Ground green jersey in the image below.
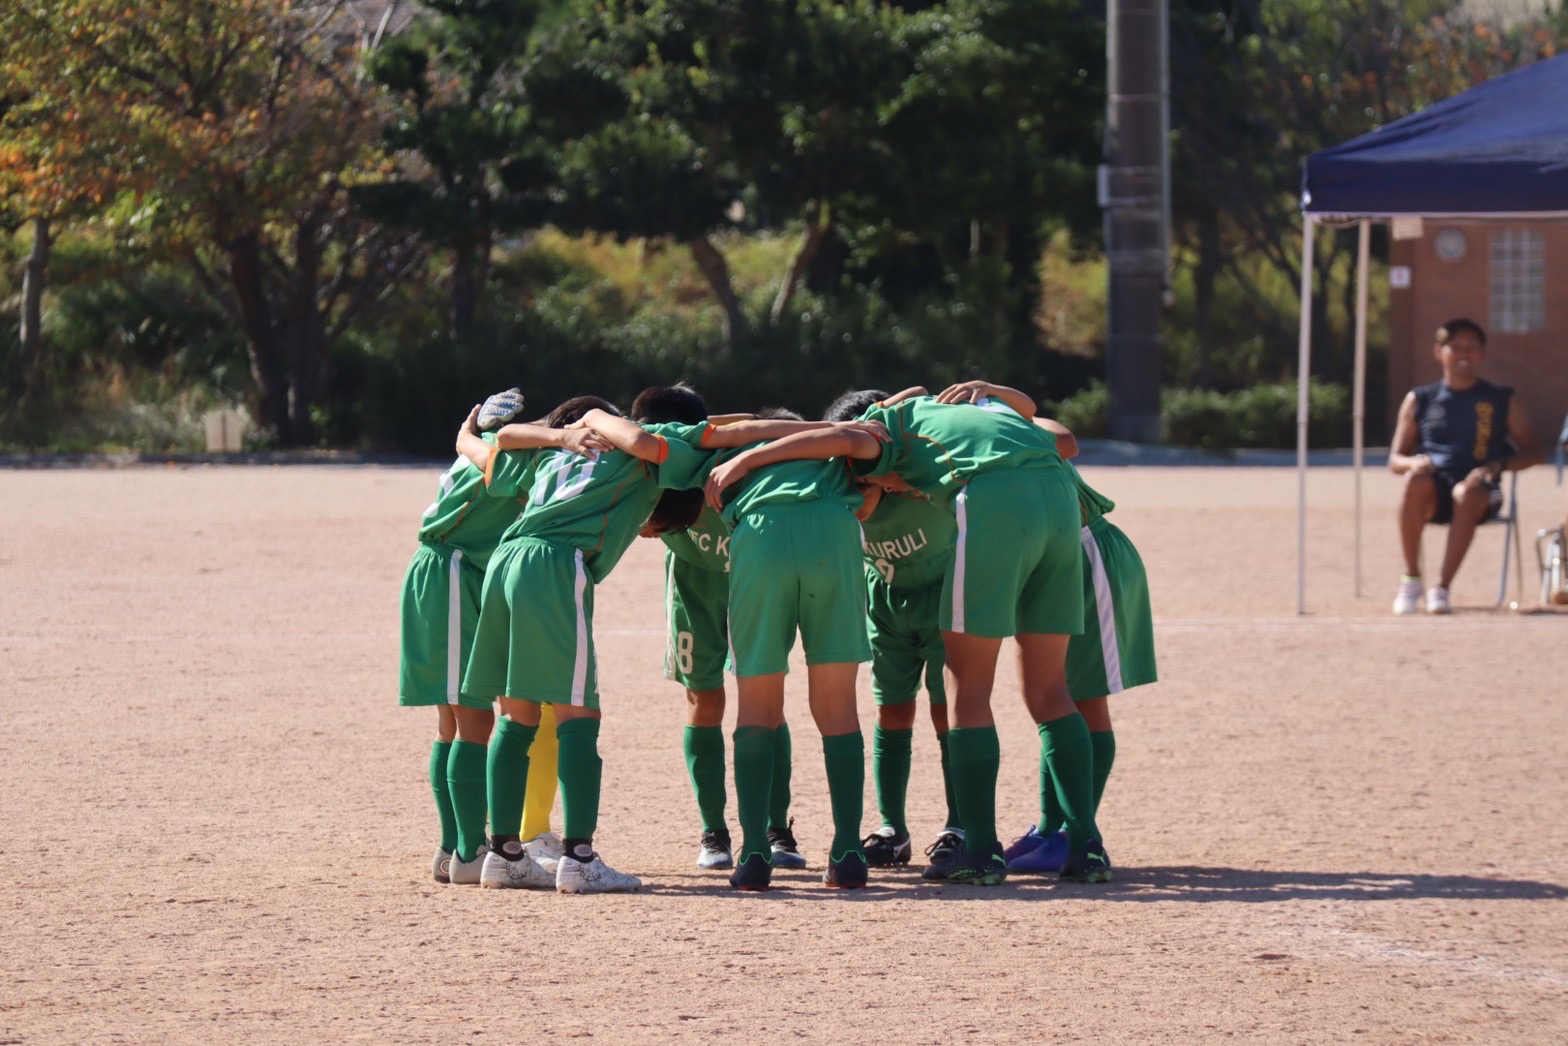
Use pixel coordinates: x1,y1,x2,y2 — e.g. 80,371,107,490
494,421,712,583
861,490,956,589
415,434,529,573
662,502,732,573
1065,462,1116,526
857,396,1064,504
716,445,861,528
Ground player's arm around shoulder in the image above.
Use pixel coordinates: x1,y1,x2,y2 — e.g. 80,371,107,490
581,408,669,462
702,423,888,510
1036,417,1078,459
936,380,1038,419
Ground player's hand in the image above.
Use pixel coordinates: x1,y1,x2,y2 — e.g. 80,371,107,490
935,380,995,405
704,460,751,511
476,387,525,431
1407,454,1435,476
462,404,483,437
560,427,611,456
838,420,890,443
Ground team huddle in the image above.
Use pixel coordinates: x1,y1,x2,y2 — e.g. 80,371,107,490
398,380,1157,893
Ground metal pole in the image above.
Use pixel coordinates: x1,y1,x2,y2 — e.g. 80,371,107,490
1104,0,1167,443
1297,217,1317,615
1353,220,1370,598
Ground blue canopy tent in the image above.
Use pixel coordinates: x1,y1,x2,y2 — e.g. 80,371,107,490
1294,54,1568,612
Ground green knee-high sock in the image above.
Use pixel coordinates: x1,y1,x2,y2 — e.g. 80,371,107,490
1041,744,1067,835
822,731,865,858
948,726,1000,854
431,740,457,852
556,718,603,842
1090,729,1116,817
446,740,489,863
733,726,775,861
873,726,913,834
487,717,536,838
768,721,793,830
936,731,961,830
684,725,727,831
1038,714,1100,851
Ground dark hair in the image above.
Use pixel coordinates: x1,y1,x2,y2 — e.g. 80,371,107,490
824,389,888,422
754,406,804,422
631,383,708,425
546,395,619,428
645,488,705,535
1436,318,1486,347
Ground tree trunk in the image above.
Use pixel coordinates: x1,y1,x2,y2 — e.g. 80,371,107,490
688,236,746,352
16,215,51,401
769,202,829,326
224,232,293,444
1194,206,1220,389
286,218,327,447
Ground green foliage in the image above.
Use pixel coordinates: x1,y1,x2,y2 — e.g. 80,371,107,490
1162,381,1350,449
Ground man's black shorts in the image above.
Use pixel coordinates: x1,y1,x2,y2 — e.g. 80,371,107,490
1431,469,1503,525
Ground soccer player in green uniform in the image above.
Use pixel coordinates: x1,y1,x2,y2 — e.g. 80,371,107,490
401,396,610,886
702,414,879,892
1004,461,1156,874
706,382,1110,885
822,390,962,869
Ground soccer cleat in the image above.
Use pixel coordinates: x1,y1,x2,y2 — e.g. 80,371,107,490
696,828,735,870
1007,828,1069,874
1392,577,1422,615
447,841,491,886
1059,840,1113,884
479,847,556,890
938,844,1008,885
822,850,869,889
522,831,565,874
860,826,912,867
728,851,773,891
1002,824,1046,864
1426,585,1452,615
432,848,453,884
922,828,965,873
557,853,643,894
768,819,808,869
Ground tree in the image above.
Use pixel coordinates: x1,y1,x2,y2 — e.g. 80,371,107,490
0,1,423,445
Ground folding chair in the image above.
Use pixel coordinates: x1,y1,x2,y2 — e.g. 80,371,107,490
1491,468,1523,609
1537,411,1568,606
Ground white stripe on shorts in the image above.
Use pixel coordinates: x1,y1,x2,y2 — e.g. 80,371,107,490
570,551,590,705
1080,525,1124,693
662,554,676,680
951,489,969,633
446,548,464,704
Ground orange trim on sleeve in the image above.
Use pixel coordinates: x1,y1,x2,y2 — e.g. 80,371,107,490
697,422,718,447
650,434,670,464
482,445,499,486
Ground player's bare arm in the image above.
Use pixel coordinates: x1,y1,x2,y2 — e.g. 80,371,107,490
936,380,1038,419
703,424,887,510
1388,393,1433,475
700,417,836,448
1501,402,1543,471
580,408,668,461
1037,418,1078,459
880,386,928,407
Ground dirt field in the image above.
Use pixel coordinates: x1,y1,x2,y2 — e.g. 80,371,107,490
4,461,1567,1043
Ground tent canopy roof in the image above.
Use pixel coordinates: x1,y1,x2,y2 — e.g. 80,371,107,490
1302,54,1568,218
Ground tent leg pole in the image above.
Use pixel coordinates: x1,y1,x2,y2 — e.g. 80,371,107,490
1297,217,1317,615
1354,220,1370,599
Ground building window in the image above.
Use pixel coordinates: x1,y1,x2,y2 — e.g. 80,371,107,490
1489,228,1544,334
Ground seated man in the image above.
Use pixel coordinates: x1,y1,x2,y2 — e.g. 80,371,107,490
1389,318,1540,614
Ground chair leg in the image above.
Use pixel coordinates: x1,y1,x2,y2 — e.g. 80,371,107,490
1495,516,1511,609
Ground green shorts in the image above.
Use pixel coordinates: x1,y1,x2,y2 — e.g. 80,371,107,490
727,501,871,676
399,543,490,709
943,467,1084,637
664,551,731,691
462,537,600,709
1067,518,1158,700
866,571,946,706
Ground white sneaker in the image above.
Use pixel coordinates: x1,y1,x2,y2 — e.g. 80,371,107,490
1392,577,1422,615
479,847,555,890
556,853,642,894
522,831,566,874
1426,585,1452,614
448,841,490,886
432,848,453,884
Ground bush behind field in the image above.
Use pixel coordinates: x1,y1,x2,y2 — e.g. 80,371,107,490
1049,379,1351,449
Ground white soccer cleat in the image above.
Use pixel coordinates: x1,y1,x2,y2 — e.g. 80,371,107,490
1426,585,1452,615
447,842,491,886
479,848,555,890
556,853,642,894
1392,577,1422,615
432,848,453,884
522,831,566,873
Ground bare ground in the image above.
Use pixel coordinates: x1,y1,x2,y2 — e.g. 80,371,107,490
3,463,1567,1043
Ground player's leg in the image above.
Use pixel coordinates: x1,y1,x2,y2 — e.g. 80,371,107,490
429,705,459,882
1437,475,1498,596
666,556,734,868
923,655,964,868
863,580,921,866
519,702,563,870
730,672,784,889
1395,471,1439,613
